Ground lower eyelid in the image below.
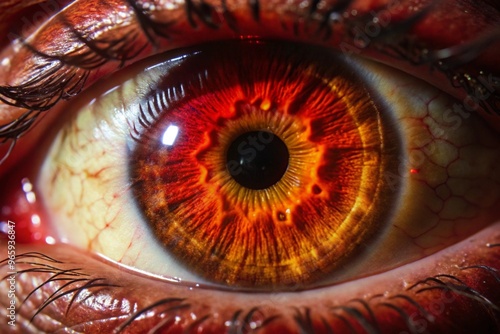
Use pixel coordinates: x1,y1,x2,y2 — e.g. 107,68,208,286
0,1,498,328
2,220,500,333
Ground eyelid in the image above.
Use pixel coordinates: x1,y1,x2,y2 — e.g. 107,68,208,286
0,0,499,144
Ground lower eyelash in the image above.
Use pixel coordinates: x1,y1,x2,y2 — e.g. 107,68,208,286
3,243,499,334
0,252,119,324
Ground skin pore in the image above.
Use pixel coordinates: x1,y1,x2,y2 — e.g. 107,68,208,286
1,0,500,333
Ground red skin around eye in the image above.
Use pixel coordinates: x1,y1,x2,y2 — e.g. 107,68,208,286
1,222,499,333
0,0,73,50
0,158,53,244
0,0,499,333
0,0,499,171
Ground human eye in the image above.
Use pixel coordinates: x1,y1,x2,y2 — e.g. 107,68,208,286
1,0,500,333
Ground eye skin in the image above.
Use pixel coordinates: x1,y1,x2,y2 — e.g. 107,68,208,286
0,0,500,333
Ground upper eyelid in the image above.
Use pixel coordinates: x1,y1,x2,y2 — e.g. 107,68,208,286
0,0,498,151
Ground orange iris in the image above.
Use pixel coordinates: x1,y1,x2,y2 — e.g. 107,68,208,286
132,41,400,289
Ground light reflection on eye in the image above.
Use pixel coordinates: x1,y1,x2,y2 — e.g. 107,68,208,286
0,0,498,332
161,125,180,146
35,39,500,291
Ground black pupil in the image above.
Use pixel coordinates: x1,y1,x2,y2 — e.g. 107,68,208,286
226,131,289,190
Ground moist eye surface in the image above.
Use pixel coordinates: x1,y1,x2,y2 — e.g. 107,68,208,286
37,39,500,292
129,40,401,289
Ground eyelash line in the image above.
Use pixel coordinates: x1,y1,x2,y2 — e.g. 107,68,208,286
0,0,479,160
379,28,500,117
124,0,174,44
0,0,263,148
118,267,499,334
115,298,192,333
0,2,498,333
1,252,121,325
329,302,380,333
2,246,499,334
343,3,500,119
120,1,445,143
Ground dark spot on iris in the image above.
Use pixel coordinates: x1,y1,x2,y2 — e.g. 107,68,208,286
277,211,287,221
312,184,322,195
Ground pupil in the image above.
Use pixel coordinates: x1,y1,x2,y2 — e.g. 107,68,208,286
226,131,289,190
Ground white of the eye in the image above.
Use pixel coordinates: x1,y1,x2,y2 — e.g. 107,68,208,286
162,125,180,146
38,51,500,288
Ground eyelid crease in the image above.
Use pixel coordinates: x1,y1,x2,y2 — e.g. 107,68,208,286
0,0,499,164
0,1,480,114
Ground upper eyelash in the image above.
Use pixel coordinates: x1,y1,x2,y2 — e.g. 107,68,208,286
0,3,497,332
336,1,500,119
377,25,500,117
0,0,497,162
0,0,258,145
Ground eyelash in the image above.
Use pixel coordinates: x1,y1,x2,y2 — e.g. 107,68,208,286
5,245,500,333
0,1,499,331
0,0,498,162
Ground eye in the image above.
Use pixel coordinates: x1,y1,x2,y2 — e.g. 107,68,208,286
32,38,500,291
1,1,500,333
